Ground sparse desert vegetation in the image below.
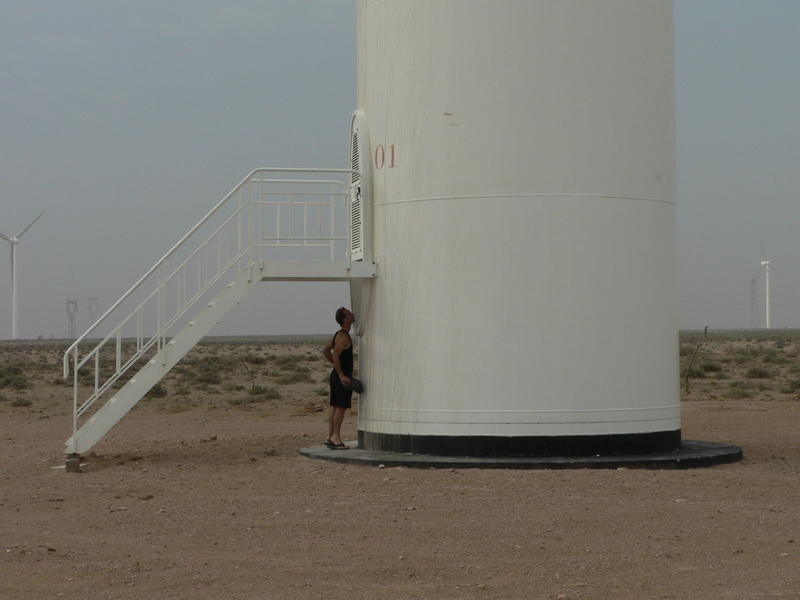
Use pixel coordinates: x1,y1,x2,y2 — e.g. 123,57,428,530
0,335,351,420
3,330,800,421
680,329,800,400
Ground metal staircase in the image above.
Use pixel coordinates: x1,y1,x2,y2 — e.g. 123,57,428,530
63,168,375,461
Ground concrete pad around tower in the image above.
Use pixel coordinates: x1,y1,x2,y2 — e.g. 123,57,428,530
300,440,743,470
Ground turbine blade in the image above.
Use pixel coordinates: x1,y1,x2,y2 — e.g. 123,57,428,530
0,230,10,242
757,227,765,261
15,210,45,239
754,263,766,280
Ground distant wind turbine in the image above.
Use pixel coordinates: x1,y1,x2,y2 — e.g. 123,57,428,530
0,210,45,339
754,230,778,329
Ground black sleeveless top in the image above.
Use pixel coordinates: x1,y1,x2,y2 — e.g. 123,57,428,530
332,331,353,377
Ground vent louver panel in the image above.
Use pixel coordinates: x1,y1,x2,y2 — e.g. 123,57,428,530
351,130,360,185
350,188,363,255
349,112,366,262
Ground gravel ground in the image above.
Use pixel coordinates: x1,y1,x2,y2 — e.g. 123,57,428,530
1,339,799,599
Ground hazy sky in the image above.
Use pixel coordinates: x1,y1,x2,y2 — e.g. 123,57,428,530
676,1,800,330
0,1,798,339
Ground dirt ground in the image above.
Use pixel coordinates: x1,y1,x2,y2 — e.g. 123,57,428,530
1,336,799,599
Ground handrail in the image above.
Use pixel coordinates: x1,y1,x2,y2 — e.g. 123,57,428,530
63,167,351,372
64,167,353,437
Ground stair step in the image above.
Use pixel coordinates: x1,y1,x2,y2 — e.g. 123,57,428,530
65,268,261,454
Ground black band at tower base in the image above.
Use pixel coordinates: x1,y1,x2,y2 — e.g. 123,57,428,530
358,429,682,458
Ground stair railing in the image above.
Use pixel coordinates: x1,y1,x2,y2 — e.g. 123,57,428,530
64,168,351,437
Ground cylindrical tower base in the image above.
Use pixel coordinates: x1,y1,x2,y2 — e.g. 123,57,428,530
355,0,679,458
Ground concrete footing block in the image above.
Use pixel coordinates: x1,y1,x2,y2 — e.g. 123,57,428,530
65,454,82,473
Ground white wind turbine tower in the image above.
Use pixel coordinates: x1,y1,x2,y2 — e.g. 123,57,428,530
0,210,45,339
755,231,778,329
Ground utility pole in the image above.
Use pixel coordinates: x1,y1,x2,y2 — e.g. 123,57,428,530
66,299,78,339
87,297,99,324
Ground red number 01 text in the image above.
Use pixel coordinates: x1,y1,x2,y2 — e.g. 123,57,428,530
374,144,397,169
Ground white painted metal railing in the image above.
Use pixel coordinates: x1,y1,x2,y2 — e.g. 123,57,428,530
63,168,352,437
